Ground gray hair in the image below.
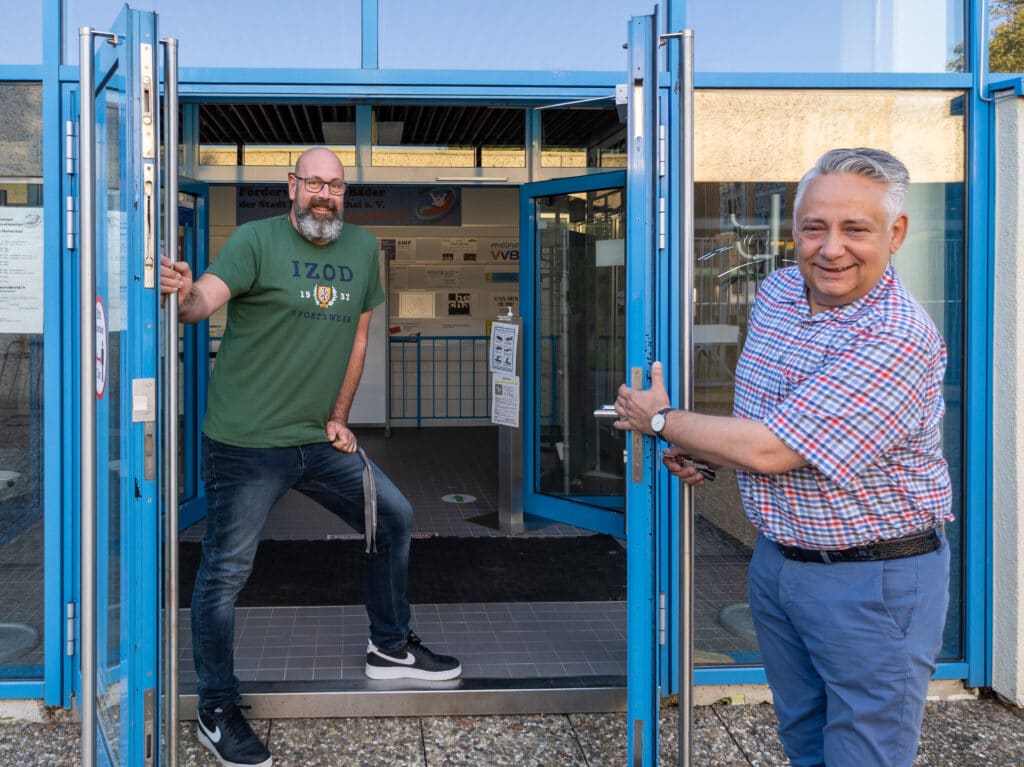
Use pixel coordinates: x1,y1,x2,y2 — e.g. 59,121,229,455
793,148,910,226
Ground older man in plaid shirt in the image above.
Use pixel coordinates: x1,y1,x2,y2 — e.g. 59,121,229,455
613,147,952,767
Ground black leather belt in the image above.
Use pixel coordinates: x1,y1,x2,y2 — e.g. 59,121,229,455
776,528,941,564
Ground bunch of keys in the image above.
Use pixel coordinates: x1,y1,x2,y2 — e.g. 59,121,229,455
667,451,717,482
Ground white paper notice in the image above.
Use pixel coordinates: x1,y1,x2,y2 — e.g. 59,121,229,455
491,375,520,428
441,237,478,263
427,269,461,288
399,291,436,318
489,321,518,375
0,207,44,333
395,239,416,261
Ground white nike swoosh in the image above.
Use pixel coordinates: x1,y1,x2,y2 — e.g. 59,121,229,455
374,649,416,665
201,720,222,744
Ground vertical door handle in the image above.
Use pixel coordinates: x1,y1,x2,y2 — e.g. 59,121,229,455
631,367,644,483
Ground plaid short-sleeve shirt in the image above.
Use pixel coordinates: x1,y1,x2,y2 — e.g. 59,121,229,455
733,264,953,549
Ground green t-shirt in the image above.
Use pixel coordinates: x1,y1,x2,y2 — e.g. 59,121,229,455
202,215,384,447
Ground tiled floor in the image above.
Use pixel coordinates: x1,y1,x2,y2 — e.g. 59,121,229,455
176,425,759,689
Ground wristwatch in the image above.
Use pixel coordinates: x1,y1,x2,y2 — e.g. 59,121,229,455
650,407,675,438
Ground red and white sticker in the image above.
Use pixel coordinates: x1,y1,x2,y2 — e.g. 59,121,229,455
96,297,108,399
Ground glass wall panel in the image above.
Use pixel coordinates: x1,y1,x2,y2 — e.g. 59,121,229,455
987,0,1024,73
692,90,965,664
540,107,625,169
63,0,360,68
371,105,525,168
379,0,651,70
0,82,44,679
693,0,965,73
0,4,42,65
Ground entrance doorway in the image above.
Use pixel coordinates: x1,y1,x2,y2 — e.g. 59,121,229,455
172,152,637,715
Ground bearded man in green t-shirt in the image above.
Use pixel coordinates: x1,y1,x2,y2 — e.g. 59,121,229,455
161,147,460,767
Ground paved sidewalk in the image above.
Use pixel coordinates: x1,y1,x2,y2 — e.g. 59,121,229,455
3,695,1023,766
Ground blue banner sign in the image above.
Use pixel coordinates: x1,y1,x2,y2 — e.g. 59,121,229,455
236,185,462,226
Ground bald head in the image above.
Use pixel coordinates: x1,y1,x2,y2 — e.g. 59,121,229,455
295,147,345,179
289,147,347,244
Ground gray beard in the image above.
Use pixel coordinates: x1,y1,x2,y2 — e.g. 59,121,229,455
295,209,344,243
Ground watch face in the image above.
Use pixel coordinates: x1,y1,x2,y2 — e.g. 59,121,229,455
651,413,665,434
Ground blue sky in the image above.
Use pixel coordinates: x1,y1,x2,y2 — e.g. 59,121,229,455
4,0,965,73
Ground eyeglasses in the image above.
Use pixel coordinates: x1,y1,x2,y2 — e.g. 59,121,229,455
291,174,347,195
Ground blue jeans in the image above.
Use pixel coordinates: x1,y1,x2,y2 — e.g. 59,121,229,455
748,532,950,767
192,436,414,709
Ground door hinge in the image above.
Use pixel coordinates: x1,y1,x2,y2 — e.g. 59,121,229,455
65,120,77,176
65,602,75,656
65,196,76,252
658,123,666,178
658,196,666,251
659,592,666,645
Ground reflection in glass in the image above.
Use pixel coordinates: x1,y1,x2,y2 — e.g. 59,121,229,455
536,187,626,502
94,86,125,762
691,90,965,665
986,0,1024,73
0,82,45,679
693,0,964,73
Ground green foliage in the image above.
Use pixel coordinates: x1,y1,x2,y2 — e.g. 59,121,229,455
946,1,1024,74
989,0,1024,72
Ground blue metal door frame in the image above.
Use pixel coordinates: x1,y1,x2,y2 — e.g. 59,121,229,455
69,7,163,765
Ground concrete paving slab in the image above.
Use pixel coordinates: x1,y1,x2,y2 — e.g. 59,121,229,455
915,700,1024,766
569,708,753,767
705,701,789,766
4,697,1024,766
421,713,587,767
267,717,424,766
0,718,80,767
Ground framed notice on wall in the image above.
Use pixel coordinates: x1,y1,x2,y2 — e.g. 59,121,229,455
0,207,44,333
399,291,436,318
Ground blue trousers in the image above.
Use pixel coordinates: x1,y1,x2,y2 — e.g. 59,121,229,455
748,533,950,767
192,437,415,709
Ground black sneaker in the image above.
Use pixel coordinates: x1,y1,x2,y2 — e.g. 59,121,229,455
196,701,272,767
365,631,462,680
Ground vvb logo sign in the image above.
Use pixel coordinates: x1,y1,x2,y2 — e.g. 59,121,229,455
489,240,519,261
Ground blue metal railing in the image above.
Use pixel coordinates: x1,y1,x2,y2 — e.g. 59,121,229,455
389,335,490,427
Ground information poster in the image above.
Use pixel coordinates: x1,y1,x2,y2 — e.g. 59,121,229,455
441,237,478,262
0,207,44,333
491,375,520,428
489,321,518,375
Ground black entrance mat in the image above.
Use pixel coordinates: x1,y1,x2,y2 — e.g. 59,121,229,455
179,534,626,607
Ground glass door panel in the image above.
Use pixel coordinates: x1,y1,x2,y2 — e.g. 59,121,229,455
688,89,967,666
95,75,126,761
537,187,625,502
522,171,627,537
